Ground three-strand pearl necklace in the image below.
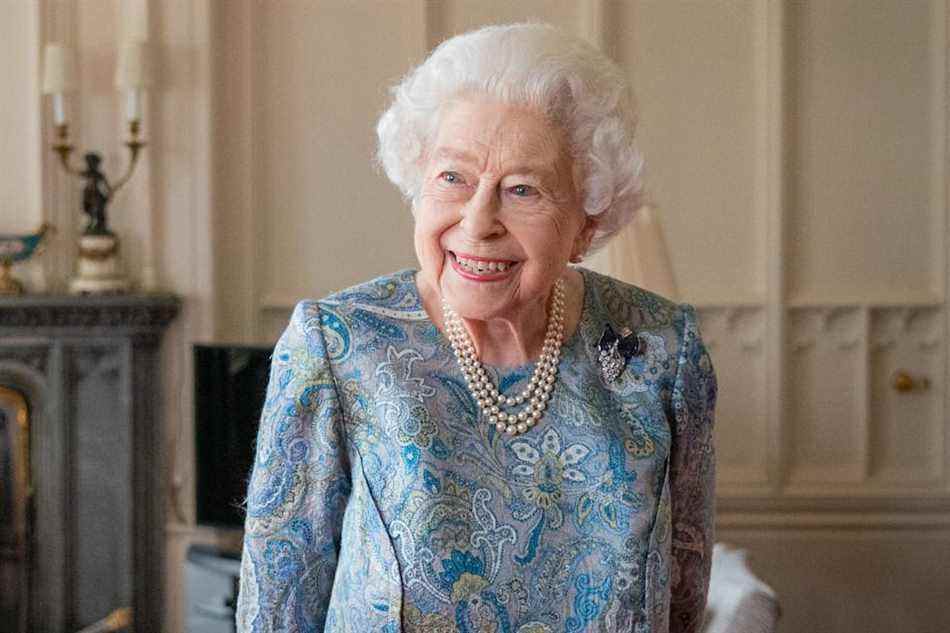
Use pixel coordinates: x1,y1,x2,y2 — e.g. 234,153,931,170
441,278,566,436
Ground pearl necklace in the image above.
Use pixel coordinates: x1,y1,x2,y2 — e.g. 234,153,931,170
441,278,566,436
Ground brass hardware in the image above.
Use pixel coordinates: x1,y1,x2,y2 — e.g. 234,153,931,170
50,120,146,189
892,370,930,393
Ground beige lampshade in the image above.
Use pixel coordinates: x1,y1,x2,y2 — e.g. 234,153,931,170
608,205,679,301
42,43,77,94
115,41,152,89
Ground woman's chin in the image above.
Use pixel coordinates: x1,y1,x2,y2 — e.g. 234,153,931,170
440,268,519,319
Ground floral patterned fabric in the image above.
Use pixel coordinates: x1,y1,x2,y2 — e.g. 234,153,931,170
236,266,717,633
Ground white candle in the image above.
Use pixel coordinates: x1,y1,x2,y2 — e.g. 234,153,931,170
125,88,142,122
52,93,66,125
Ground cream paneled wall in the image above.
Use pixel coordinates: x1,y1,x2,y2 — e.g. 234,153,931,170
1,2,44,289
3,1,948,632
254,2,423,317
786,0,943,305
616,0,766,305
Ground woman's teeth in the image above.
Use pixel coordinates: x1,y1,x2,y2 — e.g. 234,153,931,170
455,254,511,275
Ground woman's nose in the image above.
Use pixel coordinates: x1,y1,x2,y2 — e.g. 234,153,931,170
459,184,505,239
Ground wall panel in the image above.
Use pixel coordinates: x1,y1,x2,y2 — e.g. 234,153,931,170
430,0,581,41
786,307,867,486
785,0,943,304
614,0,764,305
700,306,770,486
257,1,422,310
0,2,44,290
869,307,944,485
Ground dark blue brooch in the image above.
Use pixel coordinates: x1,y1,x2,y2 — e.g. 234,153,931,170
598,324,642,382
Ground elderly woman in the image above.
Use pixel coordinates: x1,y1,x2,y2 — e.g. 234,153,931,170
237,23,717,633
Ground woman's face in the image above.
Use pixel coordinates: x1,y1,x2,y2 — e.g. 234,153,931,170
414,96,594,323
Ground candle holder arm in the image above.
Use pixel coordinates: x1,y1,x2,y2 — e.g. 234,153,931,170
109,137,146,194
51,124,86,176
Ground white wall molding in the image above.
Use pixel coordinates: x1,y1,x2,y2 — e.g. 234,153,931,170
718,510,950,531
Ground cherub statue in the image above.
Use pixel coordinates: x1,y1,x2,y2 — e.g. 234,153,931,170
81,152,114,235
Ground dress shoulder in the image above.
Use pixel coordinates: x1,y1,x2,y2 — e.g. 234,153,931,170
319,268,423,314
289,269,428,370
579,266,681,332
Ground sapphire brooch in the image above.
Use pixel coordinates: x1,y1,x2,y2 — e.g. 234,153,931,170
597,324,642,382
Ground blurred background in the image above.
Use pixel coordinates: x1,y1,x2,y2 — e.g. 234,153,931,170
0,1,947,632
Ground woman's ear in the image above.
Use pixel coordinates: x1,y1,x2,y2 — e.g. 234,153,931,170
570,214,599,263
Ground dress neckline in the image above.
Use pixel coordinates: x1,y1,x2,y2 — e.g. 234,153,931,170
408,266,592,376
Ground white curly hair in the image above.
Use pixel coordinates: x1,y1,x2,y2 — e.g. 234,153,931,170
375,22,646,253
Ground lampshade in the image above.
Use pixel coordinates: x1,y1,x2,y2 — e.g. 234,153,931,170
115,41,152,89
42,43,77,94
608,205,679,301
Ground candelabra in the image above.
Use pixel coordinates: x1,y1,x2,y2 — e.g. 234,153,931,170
42,41,149,294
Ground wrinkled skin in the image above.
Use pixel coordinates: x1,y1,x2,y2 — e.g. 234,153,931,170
413,95,597,366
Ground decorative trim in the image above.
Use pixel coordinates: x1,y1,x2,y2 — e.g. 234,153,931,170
696,306,766,351
0,346,50,375
717,510,950,531
788,306,863,351
762,0,786,495
870,306,943,351
718,493,950,515
0,295,180,330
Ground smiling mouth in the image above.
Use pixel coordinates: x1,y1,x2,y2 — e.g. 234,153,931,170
448,251,519,278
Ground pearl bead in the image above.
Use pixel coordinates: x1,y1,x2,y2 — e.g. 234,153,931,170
443,277,565,437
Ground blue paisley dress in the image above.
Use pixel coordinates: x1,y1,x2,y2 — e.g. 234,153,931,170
236,266,717,633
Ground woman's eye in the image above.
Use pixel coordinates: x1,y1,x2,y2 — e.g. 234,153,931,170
439,171,463,185
510,184,538,197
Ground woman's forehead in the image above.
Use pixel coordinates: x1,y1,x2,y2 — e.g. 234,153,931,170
432,98,568,169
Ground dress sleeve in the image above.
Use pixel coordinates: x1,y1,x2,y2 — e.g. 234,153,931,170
236,300,351,632
668,303,718,633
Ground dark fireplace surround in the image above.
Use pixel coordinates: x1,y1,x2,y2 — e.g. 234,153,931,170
0,294,179,633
